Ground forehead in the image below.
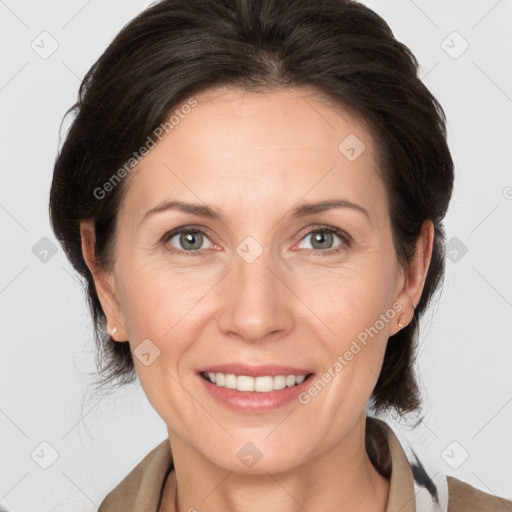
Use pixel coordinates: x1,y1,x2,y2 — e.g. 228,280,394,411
121,85,385,222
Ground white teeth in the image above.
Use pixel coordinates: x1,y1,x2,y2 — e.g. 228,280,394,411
215,373,224,387
204,372,309,392
237,375,254,391
273,375,287,390
254,376,274,392
224,374,237,389
285,375,296,387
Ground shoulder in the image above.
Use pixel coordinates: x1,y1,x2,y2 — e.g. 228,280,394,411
98,439,173,511
447,475,512,511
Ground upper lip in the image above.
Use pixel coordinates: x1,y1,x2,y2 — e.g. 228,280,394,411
197,363,314,377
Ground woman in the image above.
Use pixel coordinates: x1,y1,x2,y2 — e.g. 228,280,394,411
49,0,512,510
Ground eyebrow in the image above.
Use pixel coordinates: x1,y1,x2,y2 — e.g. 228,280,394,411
139,198,370,227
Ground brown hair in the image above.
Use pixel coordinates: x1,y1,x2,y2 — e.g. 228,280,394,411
49,0,454,420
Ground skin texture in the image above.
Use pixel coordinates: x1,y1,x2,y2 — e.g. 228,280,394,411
80,85,434,512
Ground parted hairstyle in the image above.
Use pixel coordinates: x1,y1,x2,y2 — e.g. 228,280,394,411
49,0,454,423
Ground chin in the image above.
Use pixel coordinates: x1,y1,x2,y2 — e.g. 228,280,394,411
206,444,304,475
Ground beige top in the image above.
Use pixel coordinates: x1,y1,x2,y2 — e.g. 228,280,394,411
98,419,512,511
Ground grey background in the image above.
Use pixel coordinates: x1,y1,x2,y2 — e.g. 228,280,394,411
1,0,511,509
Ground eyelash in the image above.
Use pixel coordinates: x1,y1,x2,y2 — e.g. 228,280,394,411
161,225,351,258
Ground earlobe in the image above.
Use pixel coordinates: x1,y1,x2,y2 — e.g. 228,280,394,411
79,219,129,341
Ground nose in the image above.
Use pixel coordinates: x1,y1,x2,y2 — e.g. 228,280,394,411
216,249,295,344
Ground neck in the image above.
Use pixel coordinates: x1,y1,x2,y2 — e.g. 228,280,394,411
161,417,390,512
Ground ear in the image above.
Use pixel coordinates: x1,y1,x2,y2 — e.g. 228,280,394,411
80,219,129,342
390,219,434,335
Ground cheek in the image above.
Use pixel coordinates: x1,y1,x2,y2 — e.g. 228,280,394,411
117,258,205,339
116,263,218,408
115,266,207,421
300,262,394,338
297,261,394,391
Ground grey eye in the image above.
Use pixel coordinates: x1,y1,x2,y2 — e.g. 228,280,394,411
167,230,212,251
299,229,344,251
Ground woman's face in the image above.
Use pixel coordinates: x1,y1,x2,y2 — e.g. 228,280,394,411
82,85,431,473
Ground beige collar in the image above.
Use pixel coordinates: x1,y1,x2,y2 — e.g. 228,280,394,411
98,418,416,512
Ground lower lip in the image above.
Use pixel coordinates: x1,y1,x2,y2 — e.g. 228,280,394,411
196,373,314,413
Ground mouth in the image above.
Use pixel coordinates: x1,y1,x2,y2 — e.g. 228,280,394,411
195,362,316,412
199,371,315,393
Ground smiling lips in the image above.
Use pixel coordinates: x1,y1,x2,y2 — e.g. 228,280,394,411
197,366,315,412
196,363,315,397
